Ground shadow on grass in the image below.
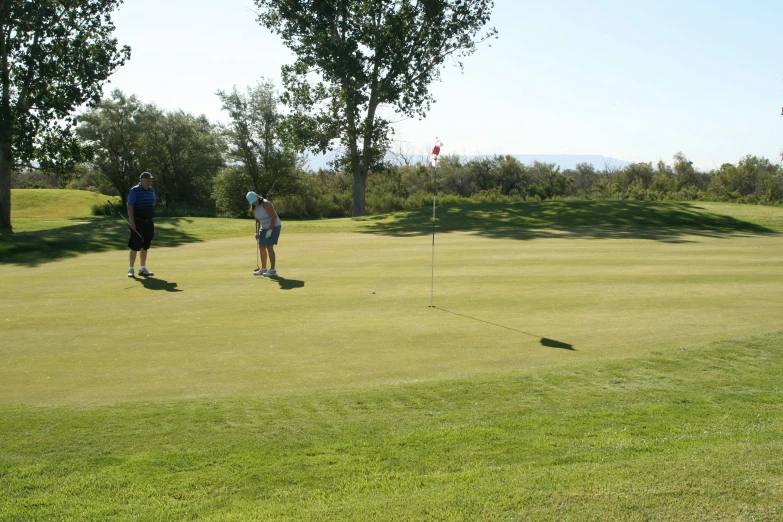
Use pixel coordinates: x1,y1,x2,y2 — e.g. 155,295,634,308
266,275,305,290
433,307,575,351
540,338,575,350
137,276,181,292
360,200,778,243
0,217,204,267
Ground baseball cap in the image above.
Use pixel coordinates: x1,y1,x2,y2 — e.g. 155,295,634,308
246,191,259,204
139,172,154,180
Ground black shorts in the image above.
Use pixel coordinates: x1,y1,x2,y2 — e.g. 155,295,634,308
128,218,154,251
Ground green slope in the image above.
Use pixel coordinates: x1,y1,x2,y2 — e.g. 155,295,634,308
10,188,110,220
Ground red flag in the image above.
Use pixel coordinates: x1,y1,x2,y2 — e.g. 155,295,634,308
429,138,443,168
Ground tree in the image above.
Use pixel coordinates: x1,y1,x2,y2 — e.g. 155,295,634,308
76,90,151,205
78,91,226,208
533,162,571,200
254,0,497,216
143,111,226,208
672,152,696,190
569,162,599,196
497,156,528,195
621,162,654,191
0,0,129,230
216,80,300,198
709,155,778,200
212,167,250,218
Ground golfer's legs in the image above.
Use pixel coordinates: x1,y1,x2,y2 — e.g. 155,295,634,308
260,244,268,268
129,250,137,267
268,245,275,269
140,249,148,266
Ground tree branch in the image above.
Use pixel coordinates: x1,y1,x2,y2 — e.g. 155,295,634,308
15,29,40,114
0,20,10,129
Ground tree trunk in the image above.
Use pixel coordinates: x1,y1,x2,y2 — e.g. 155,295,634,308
0,141,12,230
352,75,380,218
352,164,366,217
345,107,364,217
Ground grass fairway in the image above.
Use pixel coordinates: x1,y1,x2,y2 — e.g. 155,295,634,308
1,190,782,519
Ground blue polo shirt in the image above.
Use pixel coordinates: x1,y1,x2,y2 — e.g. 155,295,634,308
128,184,156,219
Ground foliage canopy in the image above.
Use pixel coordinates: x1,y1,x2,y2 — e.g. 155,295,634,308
254,0,497,215
0,0,129,229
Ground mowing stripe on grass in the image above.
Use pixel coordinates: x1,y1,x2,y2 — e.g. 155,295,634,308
1,333,781,520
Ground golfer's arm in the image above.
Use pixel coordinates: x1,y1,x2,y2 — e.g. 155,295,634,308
264,202,277,228
255,219,260,234
127,205,135,228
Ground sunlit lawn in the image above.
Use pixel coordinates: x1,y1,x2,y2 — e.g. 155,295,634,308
1,190,782,519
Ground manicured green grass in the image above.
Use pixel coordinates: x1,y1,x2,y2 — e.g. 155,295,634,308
1,190,782,519
1,333,781,520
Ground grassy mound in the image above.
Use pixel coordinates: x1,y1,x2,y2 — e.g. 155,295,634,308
9,188,111,220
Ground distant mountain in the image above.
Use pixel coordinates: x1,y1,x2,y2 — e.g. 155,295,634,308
305,152,631,172
504,155,631,171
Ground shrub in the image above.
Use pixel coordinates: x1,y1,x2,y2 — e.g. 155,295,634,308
91,199,122,216
213,167,254,218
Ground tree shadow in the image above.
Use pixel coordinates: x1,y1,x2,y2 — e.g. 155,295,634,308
433,307,575,351
136,276,181,292
359,200,778,243
265,275,305,290
0,217,205,267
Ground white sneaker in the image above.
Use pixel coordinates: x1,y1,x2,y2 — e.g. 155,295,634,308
253,268,267,275
262,268,277,277
138,267,154,276
127,268,134,278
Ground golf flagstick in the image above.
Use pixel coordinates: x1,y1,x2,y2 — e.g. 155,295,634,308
429,138,443,308
107,200,144,243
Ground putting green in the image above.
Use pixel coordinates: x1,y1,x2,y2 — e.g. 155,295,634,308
2,201,782,405
3,193,783,519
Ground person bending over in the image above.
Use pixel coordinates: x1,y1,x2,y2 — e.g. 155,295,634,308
247,191,282,277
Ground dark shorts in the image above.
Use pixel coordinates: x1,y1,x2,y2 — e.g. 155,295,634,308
128,218,154,251
258,225,281,246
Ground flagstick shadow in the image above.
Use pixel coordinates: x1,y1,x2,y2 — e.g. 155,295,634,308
431,307,575,351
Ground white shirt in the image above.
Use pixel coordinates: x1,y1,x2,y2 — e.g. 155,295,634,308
253,199,281,230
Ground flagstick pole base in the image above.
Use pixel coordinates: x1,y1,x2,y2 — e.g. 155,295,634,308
429,140,441,312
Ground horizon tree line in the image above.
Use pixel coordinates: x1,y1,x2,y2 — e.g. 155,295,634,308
12,84,783,219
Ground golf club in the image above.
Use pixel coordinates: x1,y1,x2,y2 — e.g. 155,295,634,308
107,200,144,243
255,222,260,272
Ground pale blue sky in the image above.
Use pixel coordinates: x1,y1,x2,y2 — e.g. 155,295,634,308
108,0,782,169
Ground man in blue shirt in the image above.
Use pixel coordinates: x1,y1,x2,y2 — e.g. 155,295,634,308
127,172,157,277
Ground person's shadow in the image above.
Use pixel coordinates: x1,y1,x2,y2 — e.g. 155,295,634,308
265,275,305,290
138,276,182,292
